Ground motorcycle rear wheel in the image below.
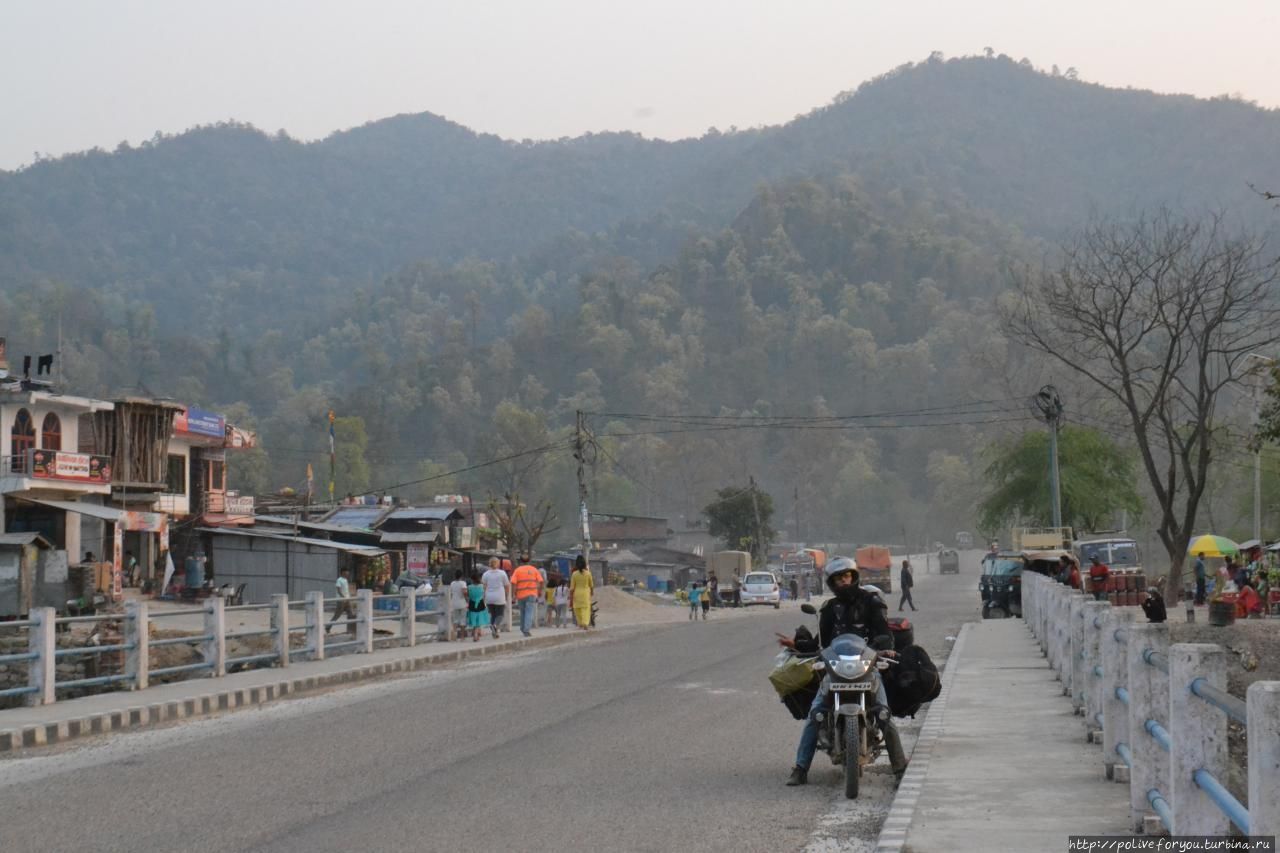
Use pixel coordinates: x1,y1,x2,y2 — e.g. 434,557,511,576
844,717,862,799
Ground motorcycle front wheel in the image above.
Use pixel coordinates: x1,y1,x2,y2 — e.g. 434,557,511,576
844,716,862,799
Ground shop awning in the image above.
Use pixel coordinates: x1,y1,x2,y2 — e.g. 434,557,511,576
0,532,52,548
379,531,438,544
22,498,125,523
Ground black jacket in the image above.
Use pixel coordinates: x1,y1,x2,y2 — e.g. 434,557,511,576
795,588,894,653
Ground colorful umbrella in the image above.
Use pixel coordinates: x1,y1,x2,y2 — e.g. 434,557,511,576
1185,534,1239,558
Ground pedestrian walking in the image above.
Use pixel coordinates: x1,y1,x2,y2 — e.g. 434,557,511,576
553,579,570,627
124,550,139,587
708,572,719,608
465,572,489,642
326,567,356,635
689,583,702,620
789,576,799,601
449,572,469,639
481,557,510,639
512,556,543,638
1193,552,1207,605
570,554,594,630
898,559,917,611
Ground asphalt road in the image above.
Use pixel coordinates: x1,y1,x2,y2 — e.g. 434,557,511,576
0,554,985,853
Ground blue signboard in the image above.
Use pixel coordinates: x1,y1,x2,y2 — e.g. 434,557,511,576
180,406,226,439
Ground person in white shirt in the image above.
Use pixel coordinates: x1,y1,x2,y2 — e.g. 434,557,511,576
481,558,510,639
449,574,469,637
326,568,356,635
553,581,570,628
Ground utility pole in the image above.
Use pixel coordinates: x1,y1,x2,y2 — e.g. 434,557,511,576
575,411,593,579
1034,386,1065,530
748,476,764,568
794,484,801,543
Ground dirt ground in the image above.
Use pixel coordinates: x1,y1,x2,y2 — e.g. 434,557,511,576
1167,617,1279,809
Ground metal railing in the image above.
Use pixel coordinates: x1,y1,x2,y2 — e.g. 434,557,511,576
1023,571,1279,838
3,584,466,708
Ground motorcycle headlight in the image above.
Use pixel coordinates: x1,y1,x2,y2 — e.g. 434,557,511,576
834,657,872,679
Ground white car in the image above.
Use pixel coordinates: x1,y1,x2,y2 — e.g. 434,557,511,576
739,571,782,608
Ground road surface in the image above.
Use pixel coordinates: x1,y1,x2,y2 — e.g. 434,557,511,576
0,553,984,853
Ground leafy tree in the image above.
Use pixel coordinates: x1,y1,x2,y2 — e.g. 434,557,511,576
978,426,1142,534
703,483,775,562
332,416,371,497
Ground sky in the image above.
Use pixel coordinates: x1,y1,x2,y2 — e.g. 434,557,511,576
3,0,1278,171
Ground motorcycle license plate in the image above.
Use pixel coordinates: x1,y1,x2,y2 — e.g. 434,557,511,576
830,681,874,692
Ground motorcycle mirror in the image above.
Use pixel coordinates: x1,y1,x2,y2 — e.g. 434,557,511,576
800,603,817,615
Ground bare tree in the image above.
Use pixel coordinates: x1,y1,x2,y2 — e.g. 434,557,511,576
1004,210,1280,592
487,492,558,564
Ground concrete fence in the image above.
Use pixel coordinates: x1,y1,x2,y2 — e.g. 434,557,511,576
0,584,463,707
1023,572,1279,838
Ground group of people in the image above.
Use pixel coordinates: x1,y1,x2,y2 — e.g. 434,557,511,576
1193,551,1278,616
458,554,596,641
1052,553,1112,601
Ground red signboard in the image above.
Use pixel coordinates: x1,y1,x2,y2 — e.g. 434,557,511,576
28,450,112,483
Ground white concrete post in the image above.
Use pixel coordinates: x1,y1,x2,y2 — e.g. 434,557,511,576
504,583,513,633
443,583,455,642
1069,593,1088,709
1083,601,1111,742
124,599,149,690
1101,607,1136,781
1039,578,1052,655
202,596,226,678
27,606,56,706
1248,681,1280,838
1167,644,1228,836
271,594,290,667
1125,622,1170,832
1051,585,1067,680
356,588,374,653
401,587,417,647
306,590,325,661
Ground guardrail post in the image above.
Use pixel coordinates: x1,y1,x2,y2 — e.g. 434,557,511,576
505,583,513,633
1101,608,1136,781
27,606,56,706
1126,622,1170,832
1052,585,1069,681
1248,681,1280,837
1069,593,1088,710
1041,578,1054,657
202,596,226,678
444,583,456,642
356,589,374,653
271,594,290,667
401,587,417,647
1083,601,1110,742
1168,643,1228,836
125,599,149,690
307,591,325,661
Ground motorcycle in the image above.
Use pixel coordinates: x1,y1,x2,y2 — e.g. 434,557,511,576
798,602,896,799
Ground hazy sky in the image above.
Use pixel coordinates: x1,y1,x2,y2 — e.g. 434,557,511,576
3,0,1277,171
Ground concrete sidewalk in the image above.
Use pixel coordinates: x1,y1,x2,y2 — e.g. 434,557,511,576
0,623,595,754
879,619,1131,852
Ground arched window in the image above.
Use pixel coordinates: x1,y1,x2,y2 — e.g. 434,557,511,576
41,413,61,451
10,408,35,472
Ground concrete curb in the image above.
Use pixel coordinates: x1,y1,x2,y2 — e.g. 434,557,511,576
0,631,585,756
874,621,974,853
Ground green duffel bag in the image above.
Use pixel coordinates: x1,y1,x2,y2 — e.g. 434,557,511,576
769,652,821,699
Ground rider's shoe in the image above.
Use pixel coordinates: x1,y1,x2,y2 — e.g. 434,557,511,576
786,766,808,786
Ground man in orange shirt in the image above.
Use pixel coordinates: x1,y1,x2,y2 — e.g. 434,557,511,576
511,556,544,638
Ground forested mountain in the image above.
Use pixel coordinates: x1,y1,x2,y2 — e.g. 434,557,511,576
2,55,1278,545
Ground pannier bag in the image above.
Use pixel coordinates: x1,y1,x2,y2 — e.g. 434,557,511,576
769,651,823,720
887,617,914,651
882,644,942,718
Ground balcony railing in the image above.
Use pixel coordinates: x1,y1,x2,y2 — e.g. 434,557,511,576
4,450,113,484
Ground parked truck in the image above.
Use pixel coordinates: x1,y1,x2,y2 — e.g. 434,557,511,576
854,545,892,593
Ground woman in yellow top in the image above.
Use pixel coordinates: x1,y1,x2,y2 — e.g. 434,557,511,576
569,555,594,630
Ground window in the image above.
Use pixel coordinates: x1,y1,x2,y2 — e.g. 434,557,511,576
41,412,61,450
166,454,186,495
10,408,34,471
209,459,226,491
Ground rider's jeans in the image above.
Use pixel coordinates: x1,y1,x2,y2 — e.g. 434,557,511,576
794,676,890,772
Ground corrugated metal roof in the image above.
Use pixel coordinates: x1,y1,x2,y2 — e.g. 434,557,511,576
22,499,124,523
0,532,52,547
323,507,389,528
255,515,379,535
379,531,439,544
384,507,461,522
199,527,386,555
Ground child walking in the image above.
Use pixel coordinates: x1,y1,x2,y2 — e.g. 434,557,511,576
689,583,702,620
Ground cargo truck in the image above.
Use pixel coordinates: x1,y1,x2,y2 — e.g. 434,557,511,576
854,545,892,593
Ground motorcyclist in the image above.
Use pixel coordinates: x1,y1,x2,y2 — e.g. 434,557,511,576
777,557,909,786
